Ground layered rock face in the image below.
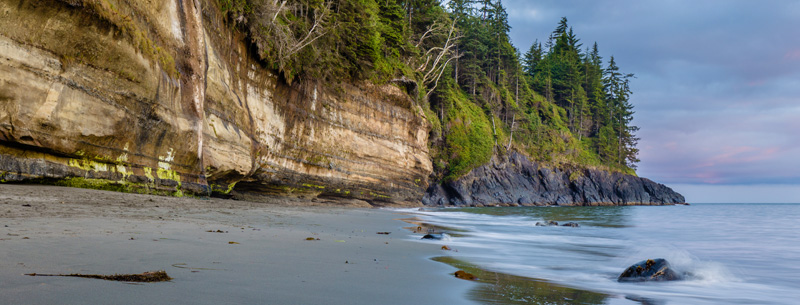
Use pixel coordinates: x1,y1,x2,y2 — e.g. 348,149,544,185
0,0,431,204
423,152,685,206
0,0,683,207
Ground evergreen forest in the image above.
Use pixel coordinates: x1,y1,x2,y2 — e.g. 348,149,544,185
219,0,641,181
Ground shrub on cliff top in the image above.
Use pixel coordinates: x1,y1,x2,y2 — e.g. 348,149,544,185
218,0,426,84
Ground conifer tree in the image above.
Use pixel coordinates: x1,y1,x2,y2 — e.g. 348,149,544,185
523,40,543,78
225,0,643,177
603,56,637,166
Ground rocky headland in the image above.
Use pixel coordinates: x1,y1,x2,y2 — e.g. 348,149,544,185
423,152,685,206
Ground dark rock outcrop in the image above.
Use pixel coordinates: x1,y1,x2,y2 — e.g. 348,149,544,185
618,259,681,282
421,233,446,240
535,221,580,227
423,152,685,206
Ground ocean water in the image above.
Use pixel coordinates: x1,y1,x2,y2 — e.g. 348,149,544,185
405,203,800,305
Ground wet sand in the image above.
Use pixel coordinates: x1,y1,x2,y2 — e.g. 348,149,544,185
0,184,476,304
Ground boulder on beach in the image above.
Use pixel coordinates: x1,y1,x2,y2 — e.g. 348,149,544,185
454,270,477,280
618,258,681,282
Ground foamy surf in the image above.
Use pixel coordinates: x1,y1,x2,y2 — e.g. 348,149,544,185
406,204,800,304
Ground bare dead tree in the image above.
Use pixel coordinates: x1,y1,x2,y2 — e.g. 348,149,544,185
414,21,445,48
414,18,462,99
506,113,516,151
247,0,333,73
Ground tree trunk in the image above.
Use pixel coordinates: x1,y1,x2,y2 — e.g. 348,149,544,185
454,45,459,84
506,114,515,151
491,115,497,146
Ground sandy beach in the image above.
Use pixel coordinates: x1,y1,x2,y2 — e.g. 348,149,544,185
0,184,476,304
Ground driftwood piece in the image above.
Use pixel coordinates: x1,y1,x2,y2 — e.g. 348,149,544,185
25,270,172,282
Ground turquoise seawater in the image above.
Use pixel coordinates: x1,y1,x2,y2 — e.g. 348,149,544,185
407,203,800,304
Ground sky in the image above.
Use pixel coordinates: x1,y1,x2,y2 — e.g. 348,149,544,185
501,0,800,203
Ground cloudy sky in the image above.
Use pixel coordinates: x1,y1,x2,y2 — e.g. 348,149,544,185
501,0,800,203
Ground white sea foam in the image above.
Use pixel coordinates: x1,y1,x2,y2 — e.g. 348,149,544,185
409,204,800,304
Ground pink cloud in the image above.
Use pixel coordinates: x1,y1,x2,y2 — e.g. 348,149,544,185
706,146,781,165
687,171,723,184
688,146,782,181
785,49,800,60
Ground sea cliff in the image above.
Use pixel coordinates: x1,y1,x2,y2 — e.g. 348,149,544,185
0,0,430,204
0,0,683,206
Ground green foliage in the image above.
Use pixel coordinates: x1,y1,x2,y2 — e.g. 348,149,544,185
217,0,641,180
423,100,442,141
441,88,494,181
219,0,251,15
218,0,417,83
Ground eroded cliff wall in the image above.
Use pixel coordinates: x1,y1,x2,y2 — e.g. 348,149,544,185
0,0,431,205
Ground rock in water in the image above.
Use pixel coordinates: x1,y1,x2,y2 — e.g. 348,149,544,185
421,233,444,240
454,270,477,280
561,222,580,227
618,259,681,282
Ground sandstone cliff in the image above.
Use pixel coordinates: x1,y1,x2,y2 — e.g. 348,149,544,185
423,152,685,206
0,0,683,206
0,0,431,205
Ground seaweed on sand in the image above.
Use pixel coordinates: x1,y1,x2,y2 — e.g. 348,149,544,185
25,270,172,282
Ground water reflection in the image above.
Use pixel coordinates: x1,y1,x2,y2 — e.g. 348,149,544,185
449,206,635,228
433,256,609,305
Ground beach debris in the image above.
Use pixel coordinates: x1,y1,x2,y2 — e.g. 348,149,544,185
618,258,681,282
441,245,451,250
228,241,240,244
334,240,346,243
24,270,172,282
454,270,477,281
561,222,580,227
376,232,391,235
206,230,228,233
305,237,320,240
22,204,32,207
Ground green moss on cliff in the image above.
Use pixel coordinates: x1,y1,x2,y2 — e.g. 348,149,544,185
440,87,494,181
28,177,136,194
